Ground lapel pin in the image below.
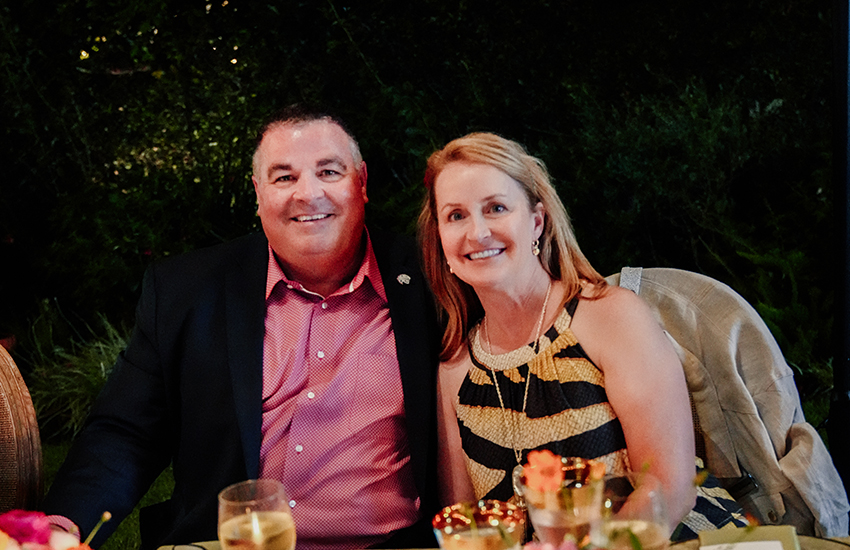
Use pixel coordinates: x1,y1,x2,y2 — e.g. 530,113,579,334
397,273,411,285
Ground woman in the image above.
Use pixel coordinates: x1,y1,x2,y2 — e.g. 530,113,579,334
417,132,745,540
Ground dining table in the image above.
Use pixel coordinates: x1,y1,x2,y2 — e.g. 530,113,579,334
676,536,850,550
157,536,850,550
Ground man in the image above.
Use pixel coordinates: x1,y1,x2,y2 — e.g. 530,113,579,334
42,105,441,550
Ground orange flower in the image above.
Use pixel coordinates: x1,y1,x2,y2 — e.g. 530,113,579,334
524,450,564,493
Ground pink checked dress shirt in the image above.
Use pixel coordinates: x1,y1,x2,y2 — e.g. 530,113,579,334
259,233,420,550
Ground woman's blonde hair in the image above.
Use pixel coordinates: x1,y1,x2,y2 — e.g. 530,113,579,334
417,132,606,360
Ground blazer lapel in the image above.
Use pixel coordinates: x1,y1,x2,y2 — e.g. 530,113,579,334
370,229,440,511
224,232,268,477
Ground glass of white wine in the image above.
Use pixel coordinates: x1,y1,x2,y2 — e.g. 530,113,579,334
598,472,669,550
432,500,526,550
218,479,296,550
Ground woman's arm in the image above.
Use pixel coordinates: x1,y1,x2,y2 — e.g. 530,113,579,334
436,349,476,506
572,285,696,531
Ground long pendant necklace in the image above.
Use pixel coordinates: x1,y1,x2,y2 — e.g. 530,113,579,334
483,279,552,466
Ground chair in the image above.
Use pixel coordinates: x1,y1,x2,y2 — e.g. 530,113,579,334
606,267,849,537
0,344,43,512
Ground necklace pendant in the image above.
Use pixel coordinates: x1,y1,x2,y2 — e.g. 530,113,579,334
511,463,526,506
511,463,529,542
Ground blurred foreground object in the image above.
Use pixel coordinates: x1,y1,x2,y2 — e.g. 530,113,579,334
0,346,43,513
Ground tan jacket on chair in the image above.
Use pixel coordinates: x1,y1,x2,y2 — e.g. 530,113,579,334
606,267,849,537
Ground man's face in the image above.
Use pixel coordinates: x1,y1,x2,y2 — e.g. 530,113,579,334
252,120,368,276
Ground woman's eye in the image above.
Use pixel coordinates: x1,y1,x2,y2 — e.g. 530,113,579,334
490,204,506,213
447,212,463,222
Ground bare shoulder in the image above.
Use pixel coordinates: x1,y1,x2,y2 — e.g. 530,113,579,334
438,344,472,397
440,344,471,373
575,283,657,329
573,283,669,371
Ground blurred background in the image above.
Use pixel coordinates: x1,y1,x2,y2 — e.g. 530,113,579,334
0,0,837,546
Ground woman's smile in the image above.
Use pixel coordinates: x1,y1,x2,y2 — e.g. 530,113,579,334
467,248,504,260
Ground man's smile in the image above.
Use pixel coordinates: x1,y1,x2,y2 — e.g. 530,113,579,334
293,214,332,222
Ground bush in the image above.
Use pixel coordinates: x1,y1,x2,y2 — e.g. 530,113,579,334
22,300,128,441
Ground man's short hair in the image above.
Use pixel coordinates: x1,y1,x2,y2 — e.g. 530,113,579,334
252,104,363,173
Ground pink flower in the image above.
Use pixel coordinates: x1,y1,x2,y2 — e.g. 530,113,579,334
524,450,565,493
0,511,51,545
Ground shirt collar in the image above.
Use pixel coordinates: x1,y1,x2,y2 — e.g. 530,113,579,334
265,229,387,302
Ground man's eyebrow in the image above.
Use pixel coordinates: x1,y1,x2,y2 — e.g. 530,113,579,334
317,157,347,170
266,162,293,178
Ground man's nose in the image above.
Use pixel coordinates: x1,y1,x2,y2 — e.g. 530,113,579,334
292,174,324,200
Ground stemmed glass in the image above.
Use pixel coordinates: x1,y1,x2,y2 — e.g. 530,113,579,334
218,479,296,550
598,472,669,550
513,457,606,547
432,500,526,550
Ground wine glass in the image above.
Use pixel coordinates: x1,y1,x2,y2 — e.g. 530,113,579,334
218,478,296,550
598,472,669,550
514,457,606,547
432,500,526,550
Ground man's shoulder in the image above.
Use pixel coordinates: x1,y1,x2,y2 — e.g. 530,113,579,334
368,227,415,253
368,227,418,269
147,232,268,288
155,232,267,272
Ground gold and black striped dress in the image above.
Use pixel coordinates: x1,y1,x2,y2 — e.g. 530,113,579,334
457,297,747,540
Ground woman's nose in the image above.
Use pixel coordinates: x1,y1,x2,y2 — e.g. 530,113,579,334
469,214,491,242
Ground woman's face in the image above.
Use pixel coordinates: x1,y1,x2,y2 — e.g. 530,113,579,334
434,161,544,293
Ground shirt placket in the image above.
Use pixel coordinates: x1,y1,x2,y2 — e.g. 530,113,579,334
285,296,330,511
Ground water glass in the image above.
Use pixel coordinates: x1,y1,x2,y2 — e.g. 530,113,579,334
514,457,606,547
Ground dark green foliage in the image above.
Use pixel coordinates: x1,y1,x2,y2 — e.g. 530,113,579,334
23,300,128,440
1,0,836,440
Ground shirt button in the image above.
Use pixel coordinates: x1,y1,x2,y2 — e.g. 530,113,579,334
289,500,296,508
321,302,327,309
317,351,325,358
286,284,293,290
295,444,303,453
307,392,315,399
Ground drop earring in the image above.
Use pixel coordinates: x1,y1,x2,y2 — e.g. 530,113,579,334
532,239,540,256
448,262,454,274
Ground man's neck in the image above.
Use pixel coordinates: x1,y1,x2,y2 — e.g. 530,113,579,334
274,240,367,299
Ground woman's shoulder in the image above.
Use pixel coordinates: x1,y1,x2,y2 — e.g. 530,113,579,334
438,344,472,396
573,282,663,351
572,279,682,379
440,343,471,373
577,282,650,321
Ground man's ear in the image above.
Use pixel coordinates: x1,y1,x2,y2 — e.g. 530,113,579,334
251,175,261,205
359,161,369,204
